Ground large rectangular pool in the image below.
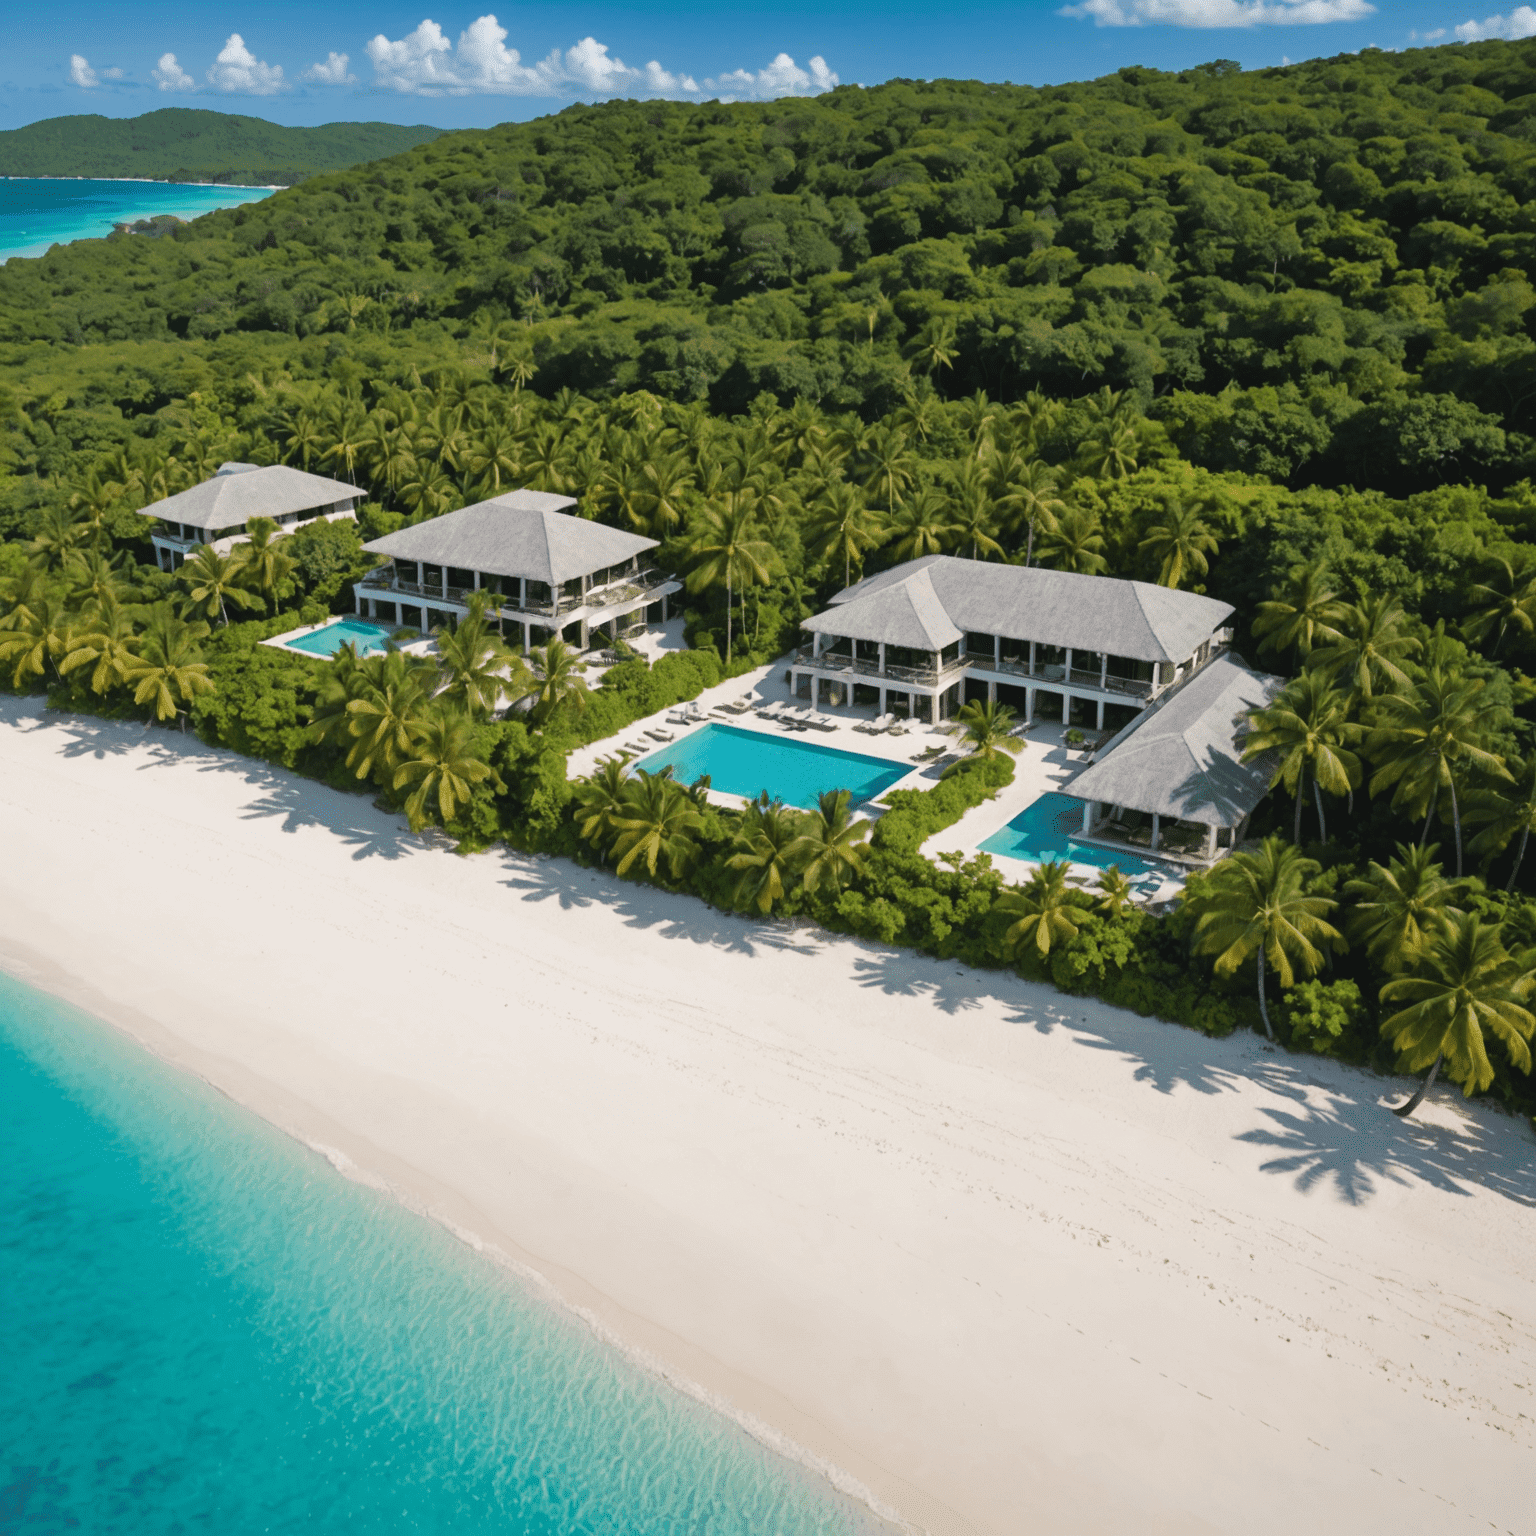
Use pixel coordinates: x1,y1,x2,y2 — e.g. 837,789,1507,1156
635,723,911,808
281,620,399,658
979,792,1159,877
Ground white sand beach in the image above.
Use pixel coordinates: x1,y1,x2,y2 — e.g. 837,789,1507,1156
1,694,1532,1536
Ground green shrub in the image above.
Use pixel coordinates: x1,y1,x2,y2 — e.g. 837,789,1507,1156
1280,978,1367,1056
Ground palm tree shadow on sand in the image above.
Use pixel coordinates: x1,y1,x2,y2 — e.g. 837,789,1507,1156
496,849,834,959
15,704,417,861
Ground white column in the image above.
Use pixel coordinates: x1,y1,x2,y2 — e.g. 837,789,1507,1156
1100,655,1108,689
1096,699,1105,729
878,641,887,674
879,686,887,714
1029,640,1036,675
988,679,997,704
1025,687,1034,724
1206,823,1218,860
1150,813,1162,852
1065,648,1074,681
1082,801,1093,833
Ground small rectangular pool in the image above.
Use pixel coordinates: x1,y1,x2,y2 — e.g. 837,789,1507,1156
979,792,1159,877
281,620,399,658
634,723,910,808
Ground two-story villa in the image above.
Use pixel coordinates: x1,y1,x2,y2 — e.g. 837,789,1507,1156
354,488,680,650
795,555,1235,730
140,463,361,571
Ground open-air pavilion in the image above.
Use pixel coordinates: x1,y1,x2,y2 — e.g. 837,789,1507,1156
1063,653,1286,865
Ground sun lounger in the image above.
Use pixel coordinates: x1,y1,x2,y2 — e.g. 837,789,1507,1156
808,713,839,732
646,729,674,742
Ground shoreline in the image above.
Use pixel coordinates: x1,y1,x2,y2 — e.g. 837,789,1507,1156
1,174,284,189
2,694,1533,1535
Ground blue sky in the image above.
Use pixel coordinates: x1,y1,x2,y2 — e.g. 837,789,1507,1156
9,0,1534,132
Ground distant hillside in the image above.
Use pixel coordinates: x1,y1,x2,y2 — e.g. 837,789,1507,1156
0,109,444,186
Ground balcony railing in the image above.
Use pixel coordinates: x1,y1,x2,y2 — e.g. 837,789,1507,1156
794,647,967,687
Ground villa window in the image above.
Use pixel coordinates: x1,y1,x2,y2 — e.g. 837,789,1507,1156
940,641,960,666
478,573,503,596
1036,644,1066,670
825,635,853,657
526,579,553,608
1074,650,1104,676
965,632,996,662
999,636,1028,666
561,576,583,601
448,566,474,591
423,563,444,591
855,639,880,664
886,645,934,672
395,560,420,585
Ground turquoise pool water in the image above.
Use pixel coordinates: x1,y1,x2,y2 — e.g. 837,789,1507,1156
0,970,883,1534
636,722,910,808
1,177,274,262
284,619,398,657
980,791,1160,877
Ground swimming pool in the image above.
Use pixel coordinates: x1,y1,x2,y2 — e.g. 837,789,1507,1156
282,619,399,658
634,723,911,808
979,792,1160,877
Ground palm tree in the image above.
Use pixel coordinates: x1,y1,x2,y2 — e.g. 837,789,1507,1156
320,401,369,482
434,597,519,717
1138,501,1220,590
237,519,297,611
60,596,142,696
1465,755,1536,889
1366,666,1510,874
27,505,91,571
608,770,704,879
178,545,263,626
948,463,1004,561
684,502,774,664
905,317,958,378
948,699,1024,769
1242,672,1362,844
995,860,1089,959
858,424,917,514
1187,837,1342,1041
885,487,958,563
1037,505,1108,575
1307,593,1419,702
65,550,131,613
1002,460,1066,568
635,451,694,541
399,459,455,518
514,638,589,725
282,410,323,470
1378,912,1535,1117
393,707,505,832
342,651,436,781
0,596,72,687
0,562,49,635
1253,561,1349,665
727,797,811,914
807,482,886,589
1078,420,1139,481
572,758,633,847
1343,843,1464,974
125,607,214,726
1095,866,1136,918
797,789,872,897
1462,558,1536,657
465,427,522,498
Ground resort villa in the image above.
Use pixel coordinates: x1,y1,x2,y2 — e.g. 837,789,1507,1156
354,488,680,652
141,463,361,571
795,555,1284,867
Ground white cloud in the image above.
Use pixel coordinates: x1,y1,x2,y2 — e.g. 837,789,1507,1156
69,54,99,88
365,15,835,100
303,51,355,84
153,52,197,91
207,33,287,95
1456,6,1536,38
1060,0,1373,25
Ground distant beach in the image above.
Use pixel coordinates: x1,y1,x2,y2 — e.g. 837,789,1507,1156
0,176,275,262
2,693,1533,1534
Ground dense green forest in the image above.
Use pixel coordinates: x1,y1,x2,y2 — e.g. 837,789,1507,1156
5,43,1536,1117
0,109,442,185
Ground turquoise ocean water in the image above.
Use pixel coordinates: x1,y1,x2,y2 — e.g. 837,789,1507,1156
0,969,884,1534
0,178,274,262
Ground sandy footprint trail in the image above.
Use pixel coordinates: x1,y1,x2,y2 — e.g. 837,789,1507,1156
0,697,1531,1536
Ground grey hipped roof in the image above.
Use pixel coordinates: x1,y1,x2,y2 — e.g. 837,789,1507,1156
803,565,963,651
819,556,1232,663
1066,655,1286,827
362,491,656,585
139,465,361,532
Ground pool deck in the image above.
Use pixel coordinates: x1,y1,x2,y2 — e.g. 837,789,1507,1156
262,618,435,660
564,653,1190,899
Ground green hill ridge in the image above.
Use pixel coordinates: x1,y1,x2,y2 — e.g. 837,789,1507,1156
0,108,444,186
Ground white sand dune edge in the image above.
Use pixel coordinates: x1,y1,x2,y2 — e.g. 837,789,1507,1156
0,696,1531,1536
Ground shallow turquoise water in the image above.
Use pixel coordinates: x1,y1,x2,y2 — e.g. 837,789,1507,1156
980,791,1159,876
0,970,883,1534
283,619,397,657
0,178,274,261
636,722,910,807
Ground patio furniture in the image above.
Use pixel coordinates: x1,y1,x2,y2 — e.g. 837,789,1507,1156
646,729,674,743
